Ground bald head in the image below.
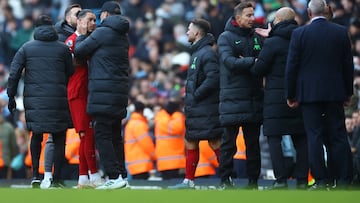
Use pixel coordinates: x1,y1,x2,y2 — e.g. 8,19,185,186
308,0,327,17
273,7,295,25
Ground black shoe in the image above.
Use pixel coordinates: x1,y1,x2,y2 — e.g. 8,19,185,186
244,179,258,190
218,177,235,190
31,178,41,188
267,181,287,190
50,180,66,188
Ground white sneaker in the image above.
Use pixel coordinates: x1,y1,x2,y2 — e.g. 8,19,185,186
91,178,105,188
95,175,126,190
40,179,52,189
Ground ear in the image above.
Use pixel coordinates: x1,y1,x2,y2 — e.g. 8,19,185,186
307,8,312,18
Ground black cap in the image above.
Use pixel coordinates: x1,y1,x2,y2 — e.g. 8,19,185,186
101,1,121,15
35,15,53,27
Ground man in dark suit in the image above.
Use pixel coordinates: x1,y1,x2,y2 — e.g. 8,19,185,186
285,0,354,190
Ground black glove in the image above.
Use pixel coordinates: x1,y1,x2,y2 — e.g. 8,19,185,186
8,97,16,114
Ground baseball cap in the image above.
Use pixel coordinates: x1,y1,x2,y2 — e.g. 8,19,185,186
101,1,121,15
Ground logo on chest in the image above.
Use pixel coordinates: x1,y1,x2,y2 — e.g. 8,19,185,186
191,57,198,70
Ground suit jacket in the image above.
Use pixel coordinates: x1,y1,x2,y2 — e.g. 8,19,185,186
285,18,353,103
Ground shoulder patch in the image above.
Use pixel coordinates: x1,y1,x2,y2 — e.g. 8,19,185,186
66,40,73,47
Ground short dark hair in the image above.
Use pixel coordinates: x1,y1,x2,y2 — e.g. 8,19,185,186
233,2,253,16
134,101,145,112
64,4,81,17
35,15,52,27
76,9,94,19
191,18,211,36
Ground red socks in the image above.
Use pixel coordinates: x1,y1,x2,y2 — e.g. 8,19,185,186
185,149,199,180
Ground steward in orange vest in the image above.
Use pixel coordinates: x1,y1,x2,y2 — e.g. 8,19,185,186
154,104,186,179
195,141,219,178
233,127,247,178
125,101,155,179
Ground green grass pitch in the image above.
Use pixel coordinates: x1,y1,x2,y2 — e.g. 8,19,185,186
0,189,359,203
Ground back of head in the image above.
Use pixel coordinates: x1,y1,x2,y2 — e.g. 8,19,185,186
276,7,296,22
191,18,211,36
35,15,53,27
308,0,327,16
101,1,121,15
134,101,145,113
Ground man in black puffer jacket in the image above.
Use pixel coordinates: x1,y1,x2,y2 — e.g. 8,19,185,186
54,4,81,42
251,7,308,190
7,15,74,188
217,2,264,189
168,19,222,189
74,1,129,190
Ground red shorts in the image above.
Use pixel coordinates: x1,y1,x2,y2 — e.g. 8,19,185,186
68,98,92,133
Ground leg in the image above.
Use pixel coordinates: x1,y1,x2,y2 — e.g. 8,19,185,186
242,123,261,183
208,138,221,162
267,135,287,183
51,131,66,182
30,133,43,179
301,103,328,185
325,102,353,186
291,134,309,186
184,139,200,181
110,116,126,178
43,134,54,179
219,125,238,183
94,115,120,179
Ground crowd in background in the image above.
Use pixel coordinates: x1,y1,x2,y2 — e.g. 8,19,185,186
0,0,360,182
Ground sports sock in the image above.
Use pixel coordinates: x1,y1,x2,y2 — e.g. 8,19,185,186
185,149,199,180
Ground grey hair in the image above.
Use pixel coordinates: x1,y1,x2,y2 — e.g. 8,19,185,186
308,0,327,15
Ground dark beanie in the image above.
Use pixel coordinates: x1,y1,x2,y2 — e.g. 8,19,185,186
35,15,53,27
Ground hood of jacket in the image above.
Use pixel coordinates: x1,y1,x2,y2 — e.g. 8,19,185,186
224,17,253,37
270,20,298,40
54,20,75,37
100,15,129,34
190,33,215,54
33,25,58,41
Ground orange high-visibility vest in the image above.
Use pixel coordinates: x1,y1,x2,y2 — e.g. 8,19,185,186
124,112,155,175
24,132,48,174
234,127,246,160
155,109,186,171
0,141,4,167
195,141,219,177
65,128,80,164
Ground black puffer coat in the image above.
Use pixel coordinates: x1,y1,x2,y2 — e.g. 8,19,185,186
54,20,75,42
7,25,74,134
74,15,130,118
184,34,223,140
251,20,305,136
217,18,264,126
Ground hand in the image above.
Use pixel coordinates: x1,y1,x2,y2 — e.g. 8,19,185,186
287,99,298,108
255,23,272,38
8,97,16,114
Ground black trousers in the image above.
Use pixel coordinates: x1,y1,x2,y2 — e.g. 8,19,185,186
31,131,66,181
219,123,261,182
267,134,308,184
301,102,353,185
93,115,126,179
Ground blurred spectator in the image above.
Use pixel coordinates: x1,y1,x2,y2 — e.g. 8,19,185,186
154,100,185,179
0,102,17,179
195,141,219,178
10,16,34,52
124,101,156,180
11,128,29,179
